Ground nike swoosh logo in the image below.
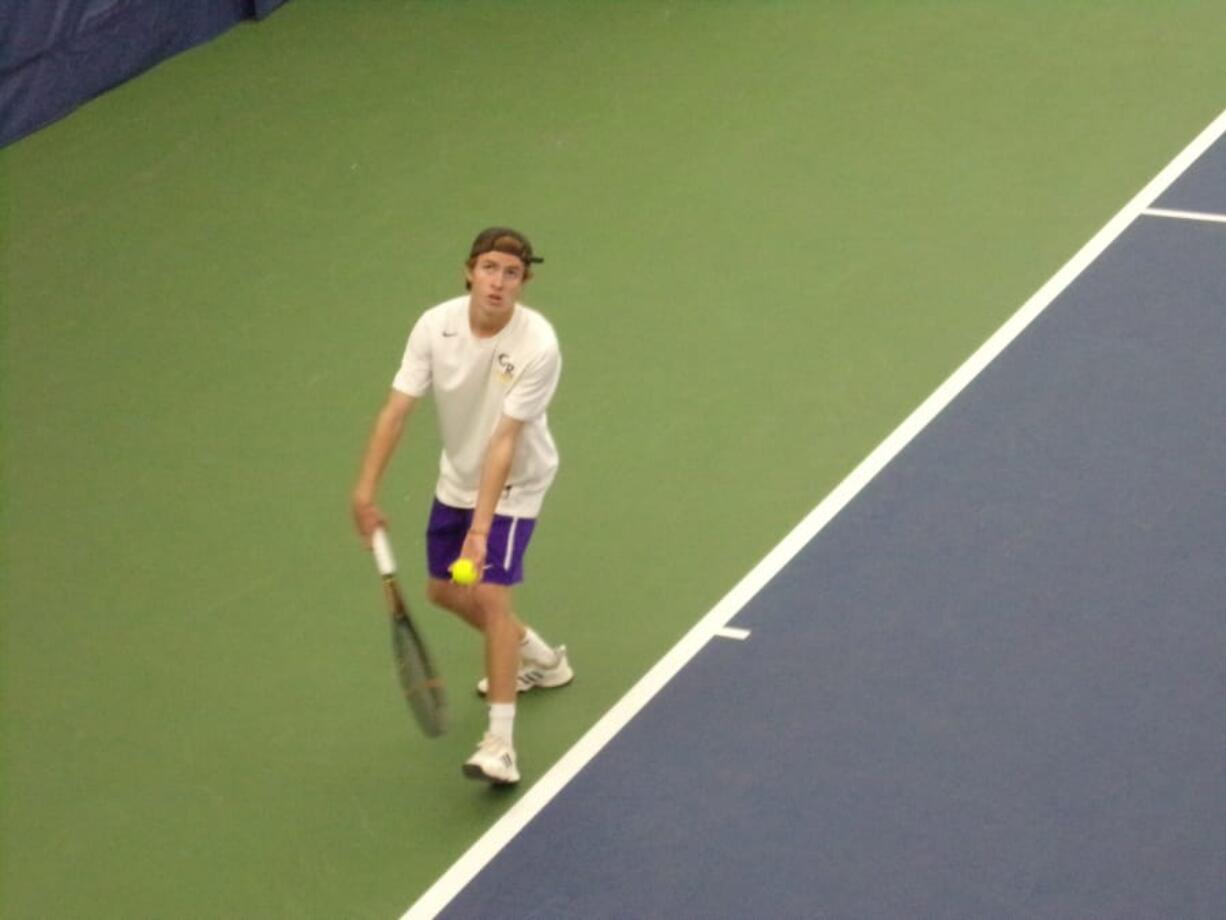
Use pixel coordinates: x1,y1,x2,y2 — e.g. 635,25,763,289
442,331,458,337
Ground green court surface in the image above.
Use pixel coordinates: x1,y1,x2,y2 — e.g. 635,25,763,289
3,2,1225,917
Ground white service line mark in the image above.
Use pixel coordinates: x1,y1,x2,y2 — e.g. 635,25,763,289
1142,207,1226,225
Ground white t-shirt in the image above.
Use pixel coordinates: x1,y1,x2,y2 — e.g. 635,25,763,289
392,296,561,518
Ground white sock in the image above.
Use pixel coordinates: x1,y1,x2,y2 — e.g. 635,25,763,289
488,703,516,745
519,627,555,665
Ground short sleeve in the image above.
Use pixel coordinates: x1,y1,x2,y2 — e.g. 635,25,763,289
391,314,433,396
503,344,561,421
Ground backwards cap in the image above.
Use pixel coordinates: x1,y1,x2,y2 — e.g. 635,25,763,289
467,227,544,267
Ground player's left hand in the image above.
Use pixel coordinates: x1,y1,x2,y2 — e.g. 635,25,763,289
459,531,488,584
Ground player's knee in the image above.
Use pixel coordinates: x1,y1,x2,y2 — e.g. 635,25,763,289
426,579,454,609
472,584,512,622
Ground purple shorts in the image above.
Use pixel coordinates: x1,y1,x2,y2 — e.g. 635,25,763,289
425,499,537,586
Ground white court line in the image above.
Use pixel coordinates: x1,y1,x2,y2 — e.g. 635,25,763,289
714,626,752,641
1142,206,1226,225
402,106,1226,920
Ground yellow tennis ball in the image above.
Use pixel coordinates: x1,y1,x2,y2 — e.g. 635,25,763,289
451,558,478,586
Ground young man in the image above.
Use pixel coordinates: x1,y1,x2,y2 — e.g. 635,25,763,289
351,227,572,786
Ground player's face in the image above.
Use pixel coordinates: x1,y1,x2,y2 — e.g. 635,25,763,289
466,251,527,326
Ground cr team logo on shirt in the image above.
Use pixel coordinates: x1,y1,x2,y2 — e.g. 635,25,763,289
496,353,515,384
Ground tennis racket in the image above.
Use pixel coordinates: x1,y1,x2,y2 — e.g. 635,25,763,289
371,528,447,737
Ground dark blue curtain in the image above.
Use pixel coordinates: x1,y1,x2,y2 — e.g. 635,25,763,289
0,0,290,147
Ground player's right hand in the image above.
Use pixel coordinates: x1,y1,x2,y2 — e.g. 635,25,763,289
351,494,386,546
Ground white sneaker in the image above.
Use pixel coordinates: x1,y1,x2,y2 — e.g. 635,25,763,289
476,645,574,696
462,734,520,785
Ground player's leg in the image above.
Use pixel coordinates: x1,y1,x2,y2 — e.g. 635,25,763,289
470,513,572,696
427,549,567,688
461,513,564,785
474,583,520,703
427,577,493,631
462,580,521,784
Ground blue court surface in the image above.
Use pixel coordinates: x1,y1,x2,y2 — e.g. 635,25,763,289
426,128,1226,919
1154,132,1226,213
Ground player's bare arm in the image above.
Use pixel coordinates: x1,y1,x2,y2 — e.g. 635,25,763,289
459,413,525,576
352,390,418,543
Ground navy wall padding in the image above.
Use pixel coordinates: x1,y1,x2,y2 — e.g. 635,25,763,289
0,0,289,148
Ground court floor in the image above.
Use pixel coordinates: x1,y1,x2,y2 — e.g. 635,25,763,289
3,4,1226,918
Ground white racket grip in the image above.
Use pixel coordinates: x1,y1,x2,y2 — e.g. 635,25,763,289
371,528,397,577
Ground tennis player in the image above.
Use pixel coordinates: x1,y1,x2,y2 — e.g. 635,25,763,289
351,227,572,785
